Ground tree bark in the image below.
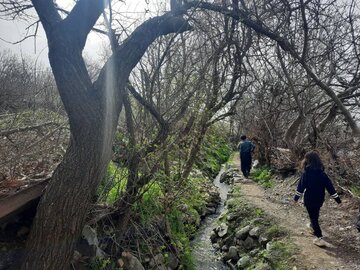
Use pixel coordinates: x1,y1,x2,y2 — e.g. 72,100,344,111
21,2,192,268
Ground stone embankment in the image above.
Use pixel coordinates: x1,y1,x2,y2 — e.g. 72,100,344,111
211,168,296,270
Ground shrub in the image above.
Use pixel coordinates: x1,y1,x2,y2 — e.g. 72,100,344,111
251,167,273,188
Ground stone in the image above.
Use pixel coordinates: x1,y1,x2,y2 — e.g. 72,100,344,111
227,212,239,221
259,235,270,247
243,236,256,250
167,253,179,269
222,246,239,262
249,248,260,257
81,225,104,258
118,251,145,270
235,225,251,240
82,225,98,246
149,254,165,268
249,227,261,238
213,243,221,250
236,255,251,269
221,245,229,252
154,265,167,270
217,223,229,238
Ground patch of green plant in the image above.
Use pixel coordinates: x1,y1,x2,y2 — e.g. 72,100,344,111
195,126,232,177
259,239,296,270
133,181,164,224
167,208,195,270
89,258,123,270
251,167,274,188
97,161,127,204
255,208,263,217
264,224,287,239
350,185,360,197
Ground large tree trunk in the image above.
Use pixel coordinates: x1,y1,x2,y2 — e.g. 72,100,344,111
20,130,112,269
20,1,191,268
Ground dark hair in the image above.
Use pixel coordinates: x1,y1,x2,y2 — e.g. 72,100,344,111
240,135,247,140
302,151,324,171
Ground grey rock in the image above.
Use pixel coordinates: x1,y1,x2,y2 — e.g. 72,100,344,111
227,212,239,221
236,255,251,269
154,265,167,270
221,245,229,252
82,225,104,258
259,235,270,247
149,254,165,267
213,243,221,250
218,223,229,238
235,225,251,240
118,251,145,270
249,248,260,257
82,225,98,246
249,227,261,238
167,253,179,270
222,246,239,261
243,236,256,250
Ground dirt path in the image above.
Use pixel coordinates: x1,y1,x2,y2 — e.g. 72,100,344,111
231,154,360,270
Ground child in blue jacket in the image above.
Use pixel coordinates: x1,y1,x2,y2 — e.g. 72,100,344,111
294,151,341,247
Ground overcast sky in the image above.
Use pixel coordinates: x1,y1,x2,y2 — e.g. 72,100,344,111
0,0,166,66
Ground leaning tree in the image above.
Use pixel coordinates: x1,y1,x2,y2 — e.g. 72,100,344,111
1,0,192,269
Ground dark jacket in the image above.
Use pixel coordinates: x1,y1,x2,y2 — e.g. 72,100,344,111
294,168,341,208
238,140,255,155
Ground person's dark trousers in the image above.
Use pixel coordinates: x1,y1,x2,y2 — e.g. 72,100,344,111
240,152,252,177
306,206,323,238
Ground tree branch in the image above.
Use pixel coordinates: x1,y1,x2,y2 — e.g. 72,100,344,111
30,0,61,34
62,0,106,50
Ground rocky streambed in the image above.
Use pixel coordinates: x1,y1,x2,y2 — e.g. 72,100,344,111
192,166,230,270
194,167,296,270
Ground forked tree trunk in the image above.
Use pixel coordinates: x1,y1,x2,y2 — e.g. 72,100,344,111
20,1,191,268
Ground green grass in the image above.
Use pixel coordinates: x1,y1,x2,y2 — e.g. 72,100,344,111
350,185,360,197
97,161,128,204
264,224,287,239
259,240,297,270
251,167,274,188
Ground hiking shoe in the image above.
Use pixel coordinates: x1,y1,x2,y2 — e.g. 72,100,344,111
313,237,327,247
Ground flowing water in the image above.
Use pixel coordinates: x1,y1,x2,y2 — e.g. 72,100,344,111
192,166,230,270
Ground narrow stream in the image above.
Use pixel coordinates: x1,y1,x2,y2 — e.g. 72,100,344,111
192,166,230,270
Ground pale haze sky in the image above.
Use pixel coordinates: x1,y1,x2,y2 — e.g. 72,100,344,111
0,0,167,66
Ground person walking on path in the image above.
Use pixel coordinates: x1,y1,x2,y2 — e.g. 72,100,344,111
294,151,342,247
237,135,255,178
